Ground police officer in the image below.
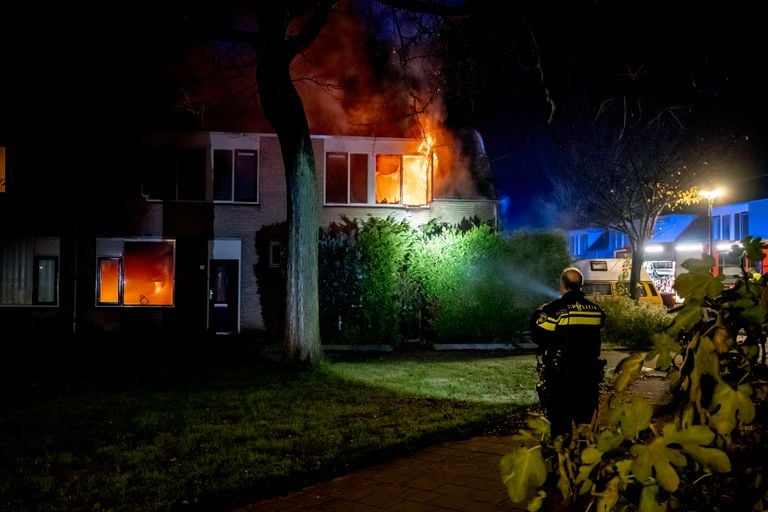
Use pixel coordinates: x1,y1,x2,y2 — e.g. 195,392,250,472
531,266,606,437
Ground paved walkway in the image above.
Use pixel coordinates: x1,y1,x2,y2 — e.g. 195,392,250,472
234,434,524,512
234,350,670,512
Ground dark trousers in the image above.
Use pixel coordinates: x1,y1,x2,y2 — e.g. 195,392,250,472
546,374,598,437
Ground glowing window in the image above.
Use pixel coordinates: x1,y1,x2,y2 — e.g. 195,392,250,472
402,154,432,205
123,242,174,306
375,155,401,204
97,258,121,304
96,240,174,307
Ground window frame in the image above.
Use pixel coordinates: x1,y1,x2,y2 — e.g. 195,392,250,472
96,257,123,306
32,255,59,305
95,239,176,308
142,147,207,202
324,152,370,205
0,238,60,307
213,148,260,204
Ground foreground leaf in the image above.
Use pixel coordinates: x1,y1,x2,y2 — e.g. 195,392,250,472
709,382,756,437
609,396,653,440
614,352,645,392
500,445,547,503
631,423,731,492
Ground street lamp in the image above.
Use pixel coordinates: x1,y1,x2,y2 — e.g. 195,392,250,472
700,188,724,256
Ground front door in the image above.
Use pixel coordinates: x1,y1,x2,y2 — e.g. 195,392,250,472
209,259,239,334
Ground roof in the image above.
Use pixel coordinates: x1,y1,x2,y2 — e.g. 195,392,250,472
650,213,699,243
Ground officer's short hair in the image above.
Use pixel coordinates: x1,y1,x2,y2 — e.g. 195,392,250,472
561,267,583,291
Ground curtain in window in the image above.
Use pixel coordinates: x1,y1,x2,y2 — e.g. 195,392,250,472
0,239,33,304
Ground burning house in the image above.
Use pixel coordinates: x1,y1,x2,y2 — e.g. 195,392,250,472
0,126,497,336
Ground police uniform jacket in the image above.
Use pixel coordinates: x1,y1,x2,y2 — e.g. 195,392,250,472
531,289,605,378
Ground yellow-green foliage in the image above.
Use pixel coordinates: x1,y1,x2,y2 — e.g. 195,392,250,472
597,296,672,349
501,238,768,511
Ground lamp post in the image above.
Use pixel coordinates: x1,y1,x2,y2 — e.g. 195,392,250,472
700,188,723,256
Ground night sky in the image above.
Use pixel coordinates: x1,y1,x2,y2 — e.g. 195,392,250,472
3,1,768,229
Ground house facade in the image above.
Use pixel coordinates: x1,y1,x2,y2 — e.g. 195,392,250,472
0,132,498,336
568,202,768,296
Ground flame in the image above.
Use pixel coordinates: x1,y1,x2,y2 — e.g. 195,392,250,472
406,116,436,206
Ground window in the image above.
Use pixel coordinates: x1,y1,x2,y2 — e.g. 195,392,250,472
33,256,58,305
268,241,283,268
96,240,175,306
583,282,612,295
0,145,5,193
325,153,368,204
722,214,731,240
611,231,625,250
741,213,749,239
375,154,401,204
214,149,259,202
734,212,749,240
580,234,589,254
97,258,121,304
712,215,721,240
324,150,433,207
143,148,206,201
0,238,59,306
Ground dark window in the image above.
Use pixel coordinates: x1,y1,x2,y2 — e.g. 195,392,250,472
741,213,749,240
33,256,58,305
325,152,369,204
325,153,349,203
580,234,588,254
144,148,176,200
734,213,741,240
269,241,283,268
143,147,205,201
0,238,59,306
722,214,731,240
234,150,258,202
177,149,206,200
350,154,368,203
712,216,721,240
213,149,233,200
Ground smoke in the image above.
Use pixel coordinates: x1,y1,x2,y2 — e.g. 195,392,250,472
291,1,487,199
463,259,561,304
172,2,491,199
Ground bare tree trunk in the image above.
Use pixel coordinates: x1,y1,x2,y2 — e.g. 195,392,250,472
257,37,321,365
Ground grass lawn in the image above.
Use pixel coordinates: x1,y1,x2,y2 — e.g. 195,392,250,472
0,346,538,512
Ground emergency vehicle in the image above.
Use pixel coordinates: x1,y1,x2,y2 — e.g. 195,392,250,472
573,258,664,307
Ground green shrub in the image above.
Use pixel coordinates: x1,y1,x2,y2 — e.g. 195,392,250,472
409,227,570,342
254,222,288,339
319,216,417,345
596,296,672,349
355,217,416,344
318,217,362,344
